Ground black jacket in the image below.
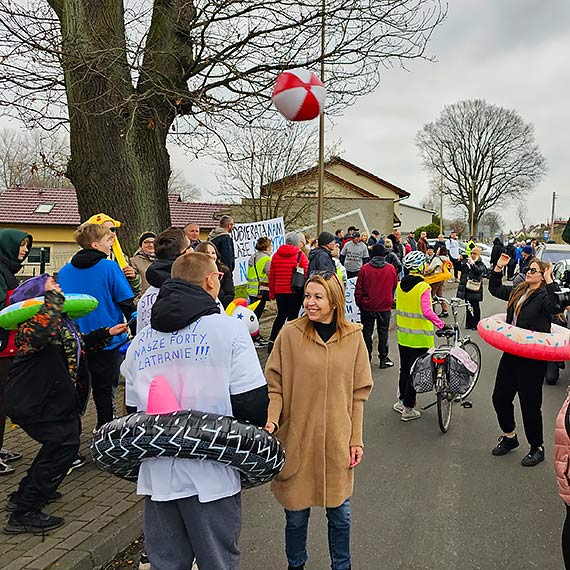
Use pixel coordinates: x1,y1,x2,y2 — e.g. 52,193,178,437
457,258,486,302
308,247,336,275
151,279,268,426
146,258,175,288
489,271,560,333
490,238,504,267
388,234,404,261
209,232,235,272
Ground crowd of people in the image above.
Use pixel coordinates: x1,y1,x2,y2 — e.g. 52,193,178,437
0,218,569,570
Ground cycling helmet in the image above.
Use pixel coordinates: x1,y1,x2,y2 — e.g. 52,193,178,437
403,250,426,271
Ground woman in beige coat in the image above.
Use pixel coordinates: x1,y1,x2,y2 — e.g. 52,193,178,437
265,272,373,570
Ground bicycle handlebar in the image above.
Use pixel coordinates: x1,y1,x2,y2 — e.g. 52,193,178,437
433,296,469,307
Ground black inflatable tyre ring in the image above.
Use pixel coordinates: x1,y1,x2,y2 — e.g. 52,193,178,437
90,410,285,489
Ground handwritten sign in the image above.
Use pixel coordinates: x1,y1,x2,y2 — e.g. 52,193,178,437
344,277,361,323
231,217,286,285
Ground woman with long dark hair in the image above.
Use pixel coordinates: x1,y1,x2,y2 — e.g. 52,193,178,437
489,254,560,467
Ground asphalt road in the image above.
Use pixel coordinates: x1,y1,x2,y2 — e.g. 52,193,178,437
240,289,569,570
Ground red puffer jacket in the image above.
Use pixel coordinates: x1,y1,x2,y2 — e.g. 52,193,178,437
269,245,308,298
554,394,570,505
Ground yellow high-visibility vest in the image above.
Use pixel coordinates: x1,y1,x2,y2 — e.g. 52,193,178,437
395,279,435,348
246,254,270,297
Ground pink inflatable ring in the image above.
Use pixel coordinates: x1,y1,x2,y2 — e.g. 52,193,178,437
477,313,570,361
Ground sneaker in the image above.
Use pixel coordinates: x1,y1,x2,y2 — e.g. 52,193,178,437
5,491,62,513
4,510,65,535
491,434,519,456
379,357,394,369
392,401,404,414
139,552,151,570
440,311,449,318
0,459,15,475
68,454,87,473
0,449,23,463
401,408,421,422
521,446,545,467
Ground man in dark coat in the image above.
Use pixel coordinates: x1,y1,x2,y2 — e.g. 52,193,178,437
308,232,336,275
208,215,235,272
490,237,505,269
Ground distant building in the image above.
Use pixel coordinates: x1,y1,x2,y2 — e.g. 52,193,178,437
398,203,435,233
0,187,227,276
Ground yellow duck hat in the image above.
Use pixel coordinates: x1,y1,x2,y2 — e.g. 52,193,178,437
86,213,122,227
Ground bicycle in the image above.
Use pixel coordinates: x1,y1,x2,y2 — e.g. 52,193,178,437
423,296,482,433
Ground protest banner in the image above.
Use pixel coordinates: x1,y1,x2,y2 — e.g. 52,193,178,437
231,217,286,285
344,277,361,323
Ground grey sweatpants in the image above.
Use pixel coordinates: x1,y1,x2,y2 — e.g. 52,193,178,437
144,493,241,570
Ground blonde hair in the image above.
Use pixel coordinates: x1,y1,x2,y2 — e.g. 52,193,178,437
171,252,216,285
299,273,353,341
74,223,112,249
507,258,549,319
384,238,393,249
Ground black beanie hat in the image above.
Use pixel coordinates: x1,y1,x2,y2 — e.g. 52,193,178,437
318,231,336,247
139,232,156,247
372,243,387,257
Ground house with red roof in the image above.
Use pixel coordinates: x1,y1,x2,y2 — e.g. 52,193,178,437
0,187,228,276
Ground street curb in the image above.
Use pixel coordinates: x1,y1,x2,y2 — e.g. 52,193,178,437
47,501,144,570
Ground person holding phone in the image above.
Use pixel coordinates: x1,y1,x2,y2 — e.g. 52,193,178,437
489,253,560,467
264,272,373,570
457,246,486,330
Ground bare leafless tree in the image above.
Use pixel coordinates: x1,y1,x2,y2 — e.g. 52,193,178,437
416,99,547,235
516,203,528,235
479,211,504,239
0,0,445,248
216,121,326,225
168,169,202,202
0,128,72,189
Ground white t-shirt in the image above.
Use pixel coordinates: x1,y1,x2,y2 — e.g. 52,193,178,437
121,313,267,503
446,238,460,260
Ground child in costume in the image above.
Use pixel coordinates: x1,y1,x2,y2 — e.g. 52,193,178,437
3,274,127,534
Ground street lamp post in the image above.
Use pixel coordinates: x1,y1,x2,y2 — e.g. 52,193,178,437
316,0,326,234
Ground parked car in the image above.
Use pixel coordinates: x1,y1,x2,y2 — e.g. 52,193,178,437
535,243,570,264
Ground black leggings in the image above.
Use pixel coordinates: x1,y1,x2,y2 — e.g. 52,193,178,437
492,353,546,447
269,293,303,342
466,300,481,328
563,504,570,569
87,349,122,429
398,345,428,409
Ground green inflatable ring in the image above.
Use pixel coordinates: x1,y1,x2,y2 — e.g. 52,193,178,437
0,294,99,330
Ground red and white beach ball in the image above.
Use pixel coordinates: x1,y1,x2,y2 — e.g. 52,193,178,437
271,69,326,122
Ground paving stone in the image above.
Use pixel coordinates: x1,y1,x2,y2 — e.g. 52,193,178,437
0,385,144,570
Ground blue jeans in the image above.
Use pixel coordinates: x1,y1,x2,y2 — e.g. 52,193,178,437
285,499,351,570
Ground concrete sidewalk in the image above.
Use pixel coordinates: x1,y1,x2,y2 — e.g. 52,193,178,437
0,387,144,570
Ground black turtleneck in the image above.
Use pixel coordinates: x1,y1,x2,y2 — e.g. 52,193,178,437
314,320,336,343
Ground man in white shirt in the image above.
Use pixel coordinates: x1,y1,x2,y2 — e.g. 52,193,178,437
122,252,268,570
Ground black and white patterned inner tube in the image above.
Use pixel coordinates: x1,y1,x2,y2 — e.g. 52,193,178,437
90,410,285,489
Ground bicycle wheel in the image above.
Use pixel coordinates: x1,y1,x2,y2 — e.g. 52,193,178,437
461,340,481,398
437,390,453,433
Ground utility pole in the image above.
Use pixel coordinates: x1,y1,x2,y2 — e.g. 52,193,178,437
550,191,557,241
439,171,443,234
470,178,476,237
316,0,326,235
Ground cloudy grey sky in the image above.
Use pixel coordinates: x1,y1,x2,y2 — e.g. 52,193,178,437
175,0,570,232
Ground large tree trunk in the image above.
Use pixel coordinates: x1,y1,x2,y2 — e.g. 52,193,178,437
54,0,185,252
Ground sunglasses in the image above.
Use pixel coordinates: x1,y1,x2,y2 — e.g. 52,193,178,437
208,271,224,281
109,227,117,233
525,267,543,275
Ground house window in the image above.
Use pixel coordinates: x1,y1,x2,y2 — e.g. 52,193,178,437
27,247,51,264
34,204,55,214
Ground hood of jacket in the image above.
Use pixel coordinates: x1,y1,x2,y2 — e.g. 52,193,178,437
369,256,387,269
0,229,33,273
70,248,107,269
493,237,503,246
146,258,175,288
150,278,220,332
208,227,229,241
400,274,424,293
276,244,302,259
